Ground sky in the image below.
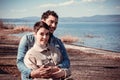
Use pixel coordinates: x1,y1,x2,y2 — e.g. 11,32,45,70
0,0,120,18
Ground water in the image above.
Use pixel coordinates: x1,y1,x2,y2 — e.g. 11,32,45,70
7,22,120,52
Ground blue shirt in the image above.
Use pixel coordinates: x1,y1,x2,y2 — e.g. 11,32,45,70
16,33,70,80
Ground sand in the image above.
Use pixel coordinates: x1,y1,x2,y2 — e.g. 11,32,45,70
0,29,120,80
0,44,120,80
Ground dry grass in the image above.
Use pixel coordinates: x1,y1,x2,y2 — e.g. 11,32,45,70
0,33,20,45
0,21,15,29
60,35,79,44
13,26,33,33
85,34,100,38
0,22,32,44
0,21,33,34
0,34,8,40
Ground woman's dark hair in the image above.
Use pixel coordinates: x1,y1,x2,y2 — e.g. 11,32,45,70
34,21,50,33
41,10,58,20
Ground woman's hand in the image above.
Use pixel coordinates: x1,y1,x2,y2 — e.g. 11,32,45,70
30,65,51,78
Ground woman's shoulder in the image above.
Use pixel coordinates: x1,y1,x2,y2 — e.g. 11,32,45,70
26,47,37,56
48,44,60,53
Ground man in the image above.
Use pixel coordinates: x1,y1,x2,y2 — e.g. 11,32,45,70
17,10,70,79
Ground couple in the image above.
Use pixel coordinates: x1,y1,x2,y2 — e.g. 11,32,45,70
17,10,71,80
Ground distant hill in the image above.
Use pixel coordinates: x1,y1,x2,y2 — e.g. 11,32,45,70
0,15,120,22
0,16,40,22
59,15,120,22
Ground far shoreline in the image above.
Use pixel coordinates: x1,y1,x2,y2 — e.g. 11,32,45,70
68,43,120,53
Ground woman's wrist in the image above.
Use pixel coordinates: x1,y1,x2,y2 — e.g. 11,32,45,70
63,69,66,78
30,70,35,79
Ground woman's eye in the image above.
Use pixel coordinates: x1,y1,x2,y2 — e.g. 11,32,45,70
40,33,44,36
40,32,49,36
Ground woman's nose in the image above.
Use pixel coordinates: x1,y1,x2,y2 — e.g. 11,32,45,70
43,35,46,39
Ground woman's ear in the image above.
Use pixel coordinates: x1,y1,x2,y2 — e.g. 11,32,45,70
33,32,36,37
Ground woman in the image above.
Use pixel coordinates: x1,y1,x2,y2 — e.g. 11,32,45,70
24,21,70,80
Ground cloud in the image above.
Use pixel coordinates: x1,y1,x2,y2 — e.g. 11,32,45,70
59,0,74,6
11,9,27,13
36,0,75,8
116,6,120,9
82,0,106,2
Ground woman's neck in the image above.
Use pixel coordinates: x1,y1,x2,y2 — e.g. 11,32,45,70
35,42,47,49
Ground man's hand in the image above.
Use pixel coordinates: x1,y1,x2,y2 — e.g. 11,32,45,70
51,67,65,79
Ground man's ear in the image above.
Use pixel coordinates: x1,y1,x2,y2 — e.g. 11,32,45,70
41,19,45,22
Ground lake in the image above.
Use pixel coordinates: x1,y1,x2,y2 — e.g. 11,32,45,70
8,22,120,52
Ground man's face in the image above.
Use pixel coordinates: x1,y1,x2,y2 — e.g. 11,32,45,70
42,15,58,33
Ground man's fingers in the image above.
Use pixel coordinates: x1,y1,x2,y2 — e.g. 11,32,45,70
52,69,61,75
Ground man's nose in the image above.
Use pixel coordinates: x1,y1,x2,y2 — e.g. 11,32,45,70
52,23,56,27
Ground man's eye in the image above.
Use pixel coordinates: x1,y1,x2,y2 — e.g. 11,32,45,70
50,20,54,23
46,33,49,36
55,22,58,25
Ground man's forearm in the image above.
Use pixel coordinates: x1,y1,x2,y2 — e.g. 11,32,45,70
17,60,31,78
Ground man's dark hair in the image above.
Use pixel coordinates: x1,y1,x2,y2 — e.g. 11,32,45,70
34,21,50,33
41,10,58,20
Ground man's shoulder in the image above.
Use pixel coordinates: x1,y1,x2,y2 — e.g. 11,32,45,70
51,35,63,45
22,33,34,39
21,33,35,43
52,35,60,40
23,33,34,37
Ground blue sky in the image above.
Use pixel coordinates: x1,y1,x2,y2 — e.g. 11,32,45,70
0,0,120,18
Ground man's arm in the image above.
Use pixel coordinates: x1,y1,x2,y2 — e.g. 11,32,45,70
16,35,32,78
50,35,70,68
56,39,70,68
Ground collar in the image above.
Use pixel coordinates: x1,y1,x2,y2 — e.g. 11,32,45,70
33,42,49,52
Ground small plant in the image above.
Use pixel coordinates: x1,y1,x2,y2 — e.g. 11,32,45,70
0,20,15,29
60,35,79,44
0,20,4,29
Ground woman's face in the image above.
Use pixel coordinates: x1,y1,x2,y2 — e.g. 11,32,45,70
34,27,50,46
